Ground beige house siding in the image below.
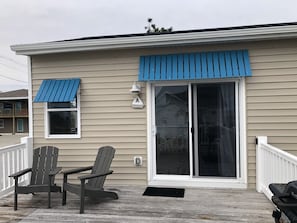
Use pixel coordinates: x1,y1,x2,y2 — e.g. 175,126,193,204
246,39,297,188
30,39,297,188
31,51,147,186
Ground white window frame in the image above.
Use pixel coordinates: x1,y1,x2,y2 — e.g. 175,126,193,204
0,119,4,128
147,78,247,189
44,89,81,139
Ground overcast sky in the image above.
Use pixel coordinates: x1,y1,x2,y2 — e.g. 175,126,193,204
1,0,297,92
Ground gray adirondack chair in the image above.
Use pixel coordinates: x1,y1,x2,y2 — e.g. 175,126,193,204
9,146,61,210
62,146,118,214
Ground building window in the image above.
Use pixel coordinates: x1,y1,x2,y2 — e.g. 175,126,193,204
0,119,4,128
45,95,80,138
17,119,24,132
3,103,12,115
34,78,81,139
15,102,22,112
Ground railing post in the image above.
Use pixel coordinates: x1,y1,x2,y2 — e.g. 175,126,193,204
256,136,268,193
21,136,33,184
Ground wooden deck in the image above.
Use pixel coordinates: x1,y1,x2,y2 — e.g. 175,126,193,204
0,186,274,223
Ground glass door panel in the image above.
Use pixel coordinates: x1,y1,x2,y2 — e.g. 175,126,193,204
155,86,189,175
193,83,236,177
17,119,24,132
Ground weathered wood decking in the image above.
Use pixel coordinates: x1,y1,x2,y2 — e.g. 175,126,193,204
0,186,274,223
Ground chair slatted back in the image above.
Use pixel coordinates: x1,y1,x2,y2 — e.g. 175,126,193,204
87,146,115,188
30,146,59,185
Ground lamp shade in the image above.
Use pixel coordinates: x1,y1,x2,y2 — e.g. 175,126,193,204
130,82,141,94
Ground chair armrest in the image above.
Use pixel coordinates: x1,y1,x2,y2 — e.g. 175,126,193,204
62,166,93,175
49,167,62,176
9,168,32,178
78,170,113,181
272,196,297,208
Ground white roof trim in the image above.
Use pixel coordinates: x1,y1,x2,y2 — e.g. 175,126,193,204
11,24,297,55
0,97,28,100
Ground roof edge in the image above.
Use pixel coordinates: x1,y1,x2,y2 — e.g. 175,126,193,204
11,23,297,56
0,97,28,100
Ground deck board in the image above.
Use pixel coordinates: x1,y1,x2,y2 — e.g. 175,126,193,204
0,186,274,223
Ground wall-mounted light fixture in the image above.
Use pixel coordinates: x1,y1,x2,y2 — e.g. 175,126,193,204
130,82,141,94
130,82,144,109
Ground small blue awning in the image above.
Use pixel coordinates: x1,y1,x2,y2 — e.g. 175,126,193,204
138,50,251,81
34,78,80,103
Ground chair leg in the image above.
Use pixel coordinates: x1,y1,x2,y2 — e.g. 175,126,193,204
48,191,51,208
48,177,52,208
62,189,67,205
62,174,67,206
14,178,18,211
80,194,85,214
14,190,18,211
80,180,85,214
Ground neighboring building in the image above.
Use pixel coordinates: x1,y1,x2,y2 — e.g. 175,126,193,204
11,22,297,189
0,89,28,135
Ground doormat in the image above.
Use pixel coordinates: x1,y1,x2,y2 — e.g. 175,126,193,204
143,187,185,198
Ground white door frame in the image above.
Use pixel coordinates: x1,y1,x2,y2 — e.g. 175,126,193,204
146,78,247,189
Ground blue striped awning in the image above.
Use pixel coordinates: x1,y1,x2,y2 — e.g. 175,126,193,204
34,78,80,102
138,50,251,81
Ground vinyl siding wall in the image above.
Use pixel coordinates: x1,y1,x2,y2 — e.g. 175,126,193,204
31,38,297,188
31,50,147,185
246,39,297,188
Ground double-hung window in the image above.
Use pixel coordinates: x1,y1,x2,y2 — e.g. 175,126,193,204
45,95,80,138
34,78,81,139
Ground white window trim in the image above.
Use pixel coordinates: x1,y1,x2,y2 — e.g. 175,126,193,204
44,90,81,139
147,78,247,189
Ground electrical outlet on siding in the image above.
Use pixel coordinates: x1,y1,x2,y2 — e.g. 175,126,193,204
133,156,142,167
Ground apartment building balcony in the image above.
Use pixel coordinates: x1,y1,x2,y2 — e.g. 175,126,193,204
0,108,28,118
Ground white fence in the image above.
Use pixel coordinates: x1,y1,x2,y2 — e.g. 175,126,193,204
0,137,32,198
256,136,297,200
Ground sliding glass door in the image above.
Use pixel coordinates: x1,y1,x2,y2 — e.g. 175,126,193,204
153,82,238,178
193,83,236,177
155,85,189,175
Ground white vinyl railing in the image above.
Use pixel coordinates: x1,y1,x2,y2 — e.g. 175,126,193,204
256,136,297,200
0,137,33,198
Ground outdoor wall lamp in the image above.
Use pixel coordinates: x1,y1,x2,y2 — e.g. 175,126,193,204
130,82,144,109
130,82,141,94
